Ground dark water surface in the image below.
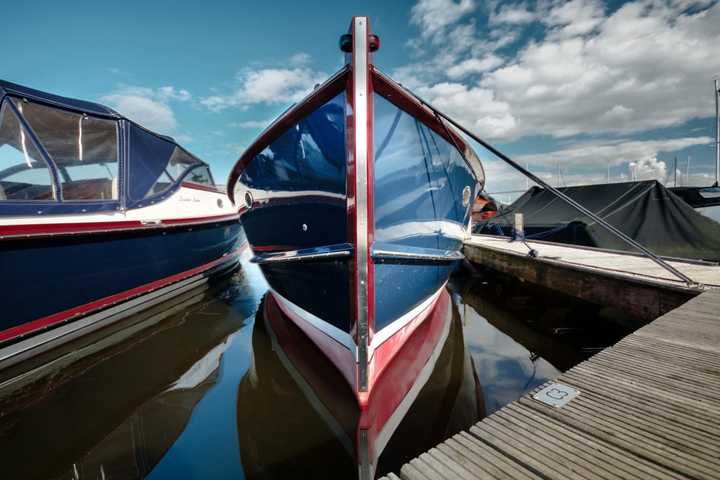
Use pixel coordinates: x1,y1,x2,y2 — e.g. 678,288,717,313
0,258,630,479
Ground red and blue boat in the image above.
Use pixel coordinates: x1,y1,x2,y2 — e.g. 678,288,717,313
227,17,485,478
0,79,244,354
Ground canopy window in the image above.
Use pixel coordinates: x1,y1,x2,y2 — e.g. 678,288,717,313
0,100,55,201
13,98,118,201
185,165,214,186
142,146,207,199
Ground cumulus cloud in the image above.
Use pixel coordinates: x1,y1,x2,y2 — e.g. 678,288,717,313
230,119,275,129
416,82,516,138
516,136,712,168
542,0,605,38
200,56,327,112
490,2,537,25
629,156,668,181
447,54,505,79
401,0,720,141
101,85,190,133
410,0,477,39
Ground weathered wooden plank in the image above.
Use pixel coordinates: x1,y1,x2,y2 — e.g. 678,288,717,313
488,411,626,480
560,371,720,437
401,461,437,480
443,434,539,480
384,287,720,480
471,421,585,479
504,404,684,480
518,397,720,479
426,447,490,480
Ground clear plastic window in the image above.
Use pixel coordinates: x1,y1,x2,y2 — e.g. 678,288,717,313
144,147,203,198
145,170,174,198
185,165,214,186
15,98,118,201
167,147,201,179
0,101,55,201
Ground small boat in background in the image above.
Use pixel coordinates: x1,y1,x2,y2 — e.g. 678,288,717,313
0,79,245,354
227,16,485,478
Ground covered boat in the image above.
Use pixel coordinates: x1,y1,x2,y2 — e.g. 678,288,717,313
227,17,484,478
476,180,720,262
0,79,245,349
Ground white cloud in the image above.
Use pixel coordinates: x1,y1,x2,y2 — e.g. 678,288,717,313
516,136,713,167
447,54,504,79
401,0,720,141
289,52,312,66
200,56,327,112
542,0,605,38
101,85,190,133
416,82,516,138
157,86,191,102
629,156,667,181
230,119,275,129
410,0,476,39
490,2,536,25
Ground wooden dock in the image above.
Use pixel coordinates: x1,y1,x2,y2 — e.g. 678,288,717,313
463,234,720,321
380,288,720,480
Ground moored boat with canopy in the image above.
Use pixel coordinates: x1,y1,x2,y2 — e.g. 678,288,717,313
0,79,245,348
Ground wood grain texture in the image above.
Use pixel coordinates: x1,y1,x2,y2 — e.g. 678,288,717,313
379,289,720,480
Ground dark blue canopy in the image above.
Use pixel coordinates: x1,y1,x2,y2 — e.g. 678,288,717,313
0,78,207,214
0,79,119,118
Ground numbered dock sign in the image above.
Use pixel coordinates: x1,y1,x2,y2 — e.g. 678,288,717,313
533,383,580,408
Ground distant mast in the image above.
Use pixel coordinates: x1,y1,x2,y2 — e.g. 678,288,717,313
715,79,719,186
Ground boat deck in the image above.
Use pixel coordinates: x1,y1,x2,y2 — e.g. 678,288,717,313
463,234,720,321
379,288,720,480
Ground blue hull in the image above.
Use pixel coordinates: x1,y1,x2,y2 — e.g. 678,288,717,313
0,220,244,339
238,87,478,336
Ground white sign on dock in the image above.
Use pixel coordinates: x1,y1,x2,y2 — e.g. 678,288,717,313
532,383,580,408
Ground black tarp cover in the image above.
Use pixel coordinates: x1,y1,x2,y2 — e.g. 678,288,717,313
476,180,720,262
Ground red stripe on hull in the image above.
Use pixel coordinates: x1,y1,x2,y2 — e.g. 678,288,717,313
269,291,356,389
263,293,359,436
360,289,450,468
180,182,224,194
0,244,246,344
263,285,450,476
0,213,240,239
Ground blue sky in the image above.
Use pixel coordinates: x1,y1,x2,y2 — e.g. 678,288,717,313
3,0,717,194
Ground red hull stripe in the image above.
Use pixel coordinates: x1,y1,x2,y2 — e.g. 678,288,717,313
180,182,224,194
0,243,248,344
0,213,240,240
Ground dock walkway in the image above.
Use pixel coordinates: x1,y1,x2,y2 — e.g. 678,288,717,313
380,288,720,480
463,235,720,321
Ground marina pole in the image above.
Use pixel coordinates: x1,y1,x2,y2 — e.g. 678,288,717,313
715,79,719,186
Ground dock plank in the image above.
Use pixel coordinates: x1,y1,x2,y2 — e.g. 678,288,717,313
379,289,720,480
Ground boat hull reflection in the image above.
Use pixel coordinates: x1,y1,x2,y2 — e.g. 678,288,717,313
237,291,484,478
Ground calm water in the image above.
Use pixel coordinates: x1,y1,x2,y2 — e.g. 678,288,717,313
0,258,630,479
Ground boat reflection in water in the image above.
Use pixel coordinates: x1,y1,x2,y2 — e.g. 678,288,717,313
0,271,260,480
237,290,485,479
